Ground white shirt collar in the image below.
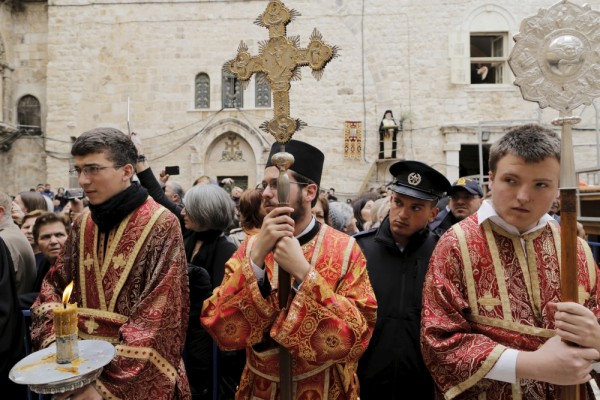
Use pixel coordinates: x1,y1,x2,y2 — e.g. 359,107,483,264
296,216,316,239
476,199,557,236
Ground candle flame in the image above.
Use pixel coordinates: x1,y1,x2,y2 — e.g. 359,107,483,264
62,281,74,305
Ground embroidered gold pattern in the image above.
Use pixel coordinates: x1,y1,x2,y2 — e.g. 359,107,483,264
116,345,177,384
478,292,501,312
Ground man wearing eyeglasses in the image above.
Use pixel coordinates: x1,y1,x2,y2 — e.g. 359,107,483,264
31,127,190,400
201,139,377,399
429,177,484,237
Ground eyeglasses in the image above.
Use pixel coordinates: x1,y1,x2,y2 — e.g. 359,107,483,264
69,165,124,177
259,179,310,192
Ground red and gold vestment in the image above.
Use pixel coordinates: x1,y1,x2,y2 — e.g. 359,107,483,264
31,198,191,400
201,224,377,399
421,216,599,400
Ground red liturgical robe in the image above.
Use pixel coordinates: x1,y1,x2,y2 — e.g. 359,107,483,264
421,216,599,399
201,224,377,399
31,198,191,400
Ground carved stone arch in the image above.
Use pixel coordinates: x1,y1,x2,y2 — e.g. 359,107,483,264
188,118,272,188
461,4,515,32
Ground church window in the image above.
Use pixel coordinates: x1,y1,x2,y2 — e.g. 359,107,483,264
469,34,508,84
255,72,271,108
222,70,243,109
17,95,42,135
449,5,513,85
195,73,210,109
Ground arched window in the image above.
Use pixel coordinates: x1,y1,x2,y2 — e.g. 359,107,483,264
255,72,271,108
17,95,42,135
195,73,210,109
449,5,514,85
222,69,243,109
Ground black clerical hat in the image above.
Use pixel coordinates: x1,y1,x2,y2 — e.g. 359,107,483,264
265,140,325,187
389,161,451,201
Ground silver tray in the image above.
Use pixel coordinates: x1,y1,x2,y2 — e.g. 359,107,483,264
9,340,115,394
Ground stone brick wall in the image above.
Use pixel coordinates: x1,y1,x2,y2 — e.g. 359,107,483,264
2,0,600,198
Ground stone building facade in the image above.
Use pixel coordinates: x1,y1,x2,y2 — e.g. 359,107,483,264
1,0,600,200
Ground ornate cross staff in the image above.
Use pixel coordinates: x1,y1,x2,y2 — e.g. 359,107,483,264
509,1,600,399
224,1,337,398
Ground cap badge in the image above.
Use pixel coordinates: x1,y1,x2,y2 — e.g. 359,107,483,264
456,177,467,186
408,172,422,186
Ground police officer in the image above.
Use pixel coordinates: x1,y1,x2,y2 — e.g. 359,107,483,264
429,177,483,237
355,160,450,400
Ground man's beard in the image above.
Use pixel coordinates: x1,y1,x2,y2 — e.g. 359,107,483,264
290,189,307,222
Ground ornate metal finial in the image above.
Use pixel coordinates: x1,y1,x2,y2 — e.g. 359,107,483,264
224,0,339,143
508,0,600,113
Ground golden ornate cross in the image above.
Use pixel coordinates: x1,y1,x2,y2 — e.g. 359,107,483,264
225,0,338,143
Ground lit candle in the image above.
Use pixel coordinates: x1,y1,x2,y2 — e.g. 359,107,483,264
53,281,79,363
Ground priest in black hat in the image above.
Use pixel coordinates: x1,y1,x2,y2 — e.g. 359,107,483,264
201,140,377,399
355,160,451,400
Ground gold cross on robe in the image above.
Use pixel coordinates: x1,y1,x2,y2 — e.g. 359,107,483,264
83,256,95,271
225,0,338,144
85,317,99,334
112,253,127,271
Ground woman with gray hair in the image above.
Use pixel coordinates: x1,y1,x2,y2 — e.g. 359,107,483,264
182,183,237,288
181,183,240,399
328,201,359,235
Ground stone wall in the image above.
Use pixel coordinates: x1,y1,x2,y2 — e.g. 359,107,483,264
2,0,600,198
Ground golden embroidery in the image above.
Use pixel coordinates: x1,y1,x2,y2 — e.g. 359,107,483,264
116,345,177,384
83,257,94,271
579,285,590,304
478,292,501,312
79,212,91,308
112,253,127,271
99,215,133,278
483,221,512,321
445,345,506,400
84,317,99,334
467,314,555,337
108,205,166,312
453,224,479,314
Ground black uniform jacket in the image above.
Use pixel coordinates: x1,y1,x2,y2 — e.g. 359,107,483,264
355,216,437,399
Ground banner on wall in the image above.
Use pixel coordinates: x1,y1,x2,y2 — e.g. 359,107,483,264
344,121,362,160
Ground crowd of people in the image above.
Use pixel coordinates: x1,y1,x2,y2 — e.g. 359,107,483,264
1,123,599,400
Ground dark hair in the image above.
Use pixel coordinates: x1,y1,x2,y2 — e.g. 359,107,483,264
238,188,265,231
351,192,379,231
289,170,319,207
315,194,330,225
71,127,137,167
32,212,71,243
489,124,560,174
18,191,49,213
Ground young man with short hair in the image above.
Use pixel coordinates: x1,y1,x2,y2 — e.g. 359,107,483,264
421,124,600,398
355,160,451,399
32,127,190,400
